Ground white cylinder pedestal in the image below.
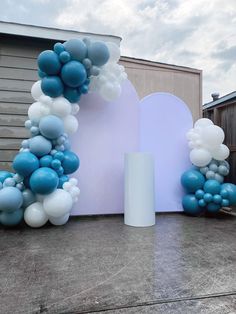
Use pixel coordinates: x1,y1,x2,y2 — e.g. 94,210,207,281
124,153,155,227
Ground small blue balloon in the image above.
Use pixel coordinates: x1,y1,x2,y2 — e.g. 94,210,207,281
39,115,64,140
40,155,53,167
0,171,13,183
203,179,221,195
0,208,23,226
54,151,64,161
13,152,39,177
221,199,229,207
61,61,87,88
63,87,81,103
83,58,92,69
209,164,218,172
220,183,236,205
30,126,40,136
51,159,61,170
4,178,16,187
207,202,221,213
203,193,213,203
64,39,87,61
87,41,110,66
79,84,89,94
182,194,202,215
198,199,206,207
0,187,23,212
61,151,80,174
220,189,228,198
181,170,205,193
30,167,59,195
199,166,208,175
218,165,229,176
41,76,64,98
37,50,61,75
38,69,46,78
58,175,69,188
195,189,204,200
29,135,52,157
213,194,222,204
54,42,65,55
59,51,71,63
24,120,32,129
13,174,24,183
56,166,64,176
64,139,71,150
22,189,36,208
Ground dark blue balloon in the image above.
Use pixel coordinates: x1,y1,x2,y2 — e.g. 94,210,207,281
58,175,69,188
59,51,71,63
54,151,64,161
203,180,221,195
13,152,39,177
203,193,213,203
41,76,64,98
30,167,59,195
0,171,13,183
38,69,46,78
61,61,87,88
221,198,229,207
54,42,65,55
181,170,205,193
0,208,23,226
87,41,110,66
37,50,61,75
61,151,80,174
220,183,236,205
0,187,23,212
213,194,222,204
195,189,204,200
198,199,206,207
182,194,202,215
40,155,53,167
63,87,81,103
207,202,221,213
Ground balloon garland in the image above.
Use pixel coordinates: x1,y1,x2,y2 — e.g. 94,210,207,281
181,118,236,215
0,38,127,227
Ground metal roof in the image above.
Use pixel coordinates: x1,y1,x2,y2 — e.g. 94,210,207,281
0,20,121,45
203,91,236,110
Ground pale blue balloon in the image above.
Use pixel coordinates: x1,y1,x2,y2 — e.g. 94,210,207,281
87,41,110,66
29,135,52,157
64,39,87,61
0,187,23,212
0,208,23,226
39,115,64,140
22,189,36,208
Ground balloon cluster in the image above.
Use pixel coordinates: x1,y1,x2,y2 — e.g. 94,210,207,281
0,38,127,227
186,118,229,167
181,118,236,216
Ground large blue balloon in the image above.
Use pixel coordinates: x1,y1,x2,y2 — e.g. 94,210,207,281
0,208,23,226
39,115,64,140
0,187,23,212
182,194,202,215
221,183,236,205
0,171,12,183
29,135,52,157
63,87,81,103
64,39,87,61
61,151,80,174
61,61,87,88
181,170,205,193
203,179,221,195
41,76,64,98
37,50,61,75
13,152,39,177
30,167,59,195
87,42,110,66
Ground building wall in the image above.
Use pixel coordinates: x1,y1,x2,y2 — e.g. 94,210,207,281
0,35,201,171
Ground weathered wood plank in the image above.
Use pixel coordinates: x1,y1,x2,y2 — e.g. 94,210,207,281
0,161,13,171
0,67,38,81
0,55,37,69
0,102,29,114
0,114,27,126
0,150,18,161
0,126,29,138
0,78,34,92
0,90,32,104
0,138,22,150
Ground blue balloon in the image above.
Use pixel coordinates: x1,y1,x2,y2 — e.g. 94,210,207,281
61,61,87,88
203,193,213,203
220,189,228,198
39,115,64,140
198,199,206,207
51,159,61,170
221,198,229,207
40,155,53,167
29,135,52,157
30,167,59,195
87,41,110,66
61,151,80,174
182,194,202,215
0,208,23,226
22,189,36,208
37,50,61,75
58,175,69,188
220,183,236,205
59,51,71,63
38,69,46,78
195,189,204,199
64,39,87,61
13,152,39,177
54,42,65,55
207,202,221,213
203,179,221,195
54,151,64,161
181,170,205,193
63,87,81,103
41,76,64,98
0,171,12,183
0,187,23,212
56,166,64,176
213,194,222,204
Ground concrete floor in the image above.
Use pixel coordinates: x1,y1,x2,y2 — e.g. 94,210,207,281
1,213,236,314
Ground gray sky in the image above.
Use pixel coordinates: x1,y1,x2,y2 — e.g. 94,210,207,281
1,0,236,103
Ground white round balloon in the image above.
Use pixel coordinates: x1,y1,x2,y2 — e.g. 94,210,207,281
211,144,230,161
100,82,121,101
203,125,225,147
43,189,73,218
49,213,70,226
31,80,43,101
106,42,120,63
194,118,213,129
190,148,212,167
28,102,45,122
24,202,48,228
63,115,79,134
51,96,71,118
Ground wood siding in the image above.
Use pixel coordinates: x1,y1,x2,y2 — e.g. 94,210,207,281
0,35,201,171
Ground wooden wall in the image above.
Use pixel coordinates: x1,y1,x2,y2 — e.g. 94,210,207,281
0,35,201,171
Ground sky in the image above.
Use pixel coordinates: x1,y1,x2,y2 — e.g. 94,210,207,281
0,0,236,103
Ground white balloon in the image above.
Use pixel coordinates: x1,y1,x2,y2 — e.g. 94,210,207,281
51,96,71,118
63,115,78,134
63,182,73,191
49,213,70,226
24,202,48,228
190,148,212,167
203,125,225,147
106,42,120,63
70,186,80,198
100,82,121,101
31,81,43,101
28,102,45,122
71,103,80,115
39,95,53,106
69,178,78,186
194,118,213,129
43,189,73,218
211,144,230,161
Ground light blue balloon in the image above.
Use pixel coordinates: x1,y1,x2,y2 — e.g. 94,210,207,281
0,208,23,226
0,171,13,183
83,58,92,69
39,115,64,140
37,50,61,75
199,167,208,175
209,164,218,172
41,76,64,98
29,135,52,157
218,165,229,176
30,167,59,195
0,187,23,212
206,170,215,179
4,177,16,187
214,173,224,183
182,194,202,215
13,152,39,177
64,39,87,61
22,189,36,208
87,41,110,66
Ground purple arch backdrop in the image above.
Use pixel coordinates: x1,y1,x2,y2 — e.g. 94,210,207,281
139,93,193,212
70,80,139,215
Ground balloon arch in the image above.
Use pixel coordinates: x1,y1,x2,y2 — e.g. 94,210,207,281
0,38,127,227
